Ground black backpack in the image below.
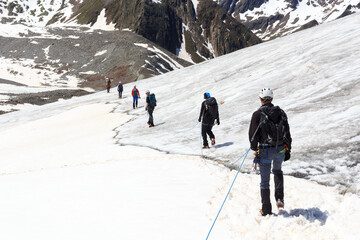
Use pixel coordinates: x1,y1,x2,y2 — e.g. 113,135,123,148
149,93,157,107
205,97,218,119
258,106,288,147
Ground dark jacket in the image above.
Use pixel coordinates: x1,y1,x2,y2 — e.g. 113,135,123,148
198,97,220,125
117,83,123,92
249,103,292,151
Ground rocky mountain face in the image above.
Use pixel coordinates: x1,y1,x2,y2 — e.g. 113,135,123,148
0,0,261,63
217,0,360,40
69,0,261,62
0,25,190,91
0,0,190,91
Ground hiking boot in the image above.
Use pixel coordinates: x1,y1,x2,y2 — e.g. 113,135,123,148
260,209,273,216
261,189,272,216
147,121,150,126
276,199,284,209
211,138,215,145
203,145,210,149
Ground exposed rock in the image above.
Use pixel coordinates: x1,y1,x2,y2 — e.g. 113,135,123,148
3,89,91,106
338,4,359,19
197,0,261,57
0,27,190,91
296,19,319,31
219,0,266,14
71,0,261,61
217,0,357,41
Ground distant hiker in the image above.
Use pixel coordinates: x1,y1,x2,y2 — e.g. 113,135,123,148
117,81,123,98
131,85,140,109
248,88,292,216
198,92,220,149
106,78,111,93
145,90,156,127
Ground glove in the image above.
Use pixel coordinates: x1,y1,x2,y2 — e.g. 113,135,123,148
198,118,201,122
284,150,291,161
216,119,220,125
284,144,291,161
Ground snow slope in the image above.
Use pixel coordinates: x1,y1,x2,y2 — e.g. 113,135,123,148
115,13,360,194
231,0,360,40
0,12,359,240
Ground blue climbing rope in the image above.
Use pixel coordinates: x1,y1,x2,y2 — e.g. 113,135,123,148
205,147,251,240
227,150,248,168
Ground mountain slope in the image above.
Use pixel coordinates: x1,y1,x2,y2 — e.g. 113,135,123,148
0,13,359,240
0,23,190,91
217,0,360,40
113,12,360,194
0,0,262,62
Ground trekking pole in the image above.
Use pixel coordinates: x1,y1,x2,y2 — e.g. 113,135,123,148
205,147,251,240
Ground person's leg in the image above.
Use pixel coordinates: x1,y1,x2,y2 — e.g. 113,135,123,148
206,125,215,139
148,108,154,126
259,148,272,215
133,97,136,109
206,125,215,145
272,147,285,206
201,124,209,147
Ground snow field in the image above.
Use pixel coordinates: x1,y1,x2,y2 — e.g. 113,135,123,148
114,13,360,193
0,10,359,240
0,91,359,239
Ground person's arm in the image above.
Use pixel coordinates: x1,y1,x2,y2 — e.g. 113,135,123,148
249,110,261,151
145,96,149,110
198,102,204,122
216,103,220,125
137,89,140,98
283,112,292,150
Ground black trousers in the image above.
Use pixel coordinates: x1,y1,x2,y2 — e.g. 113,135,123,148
148,107,154,126
201,124,215,146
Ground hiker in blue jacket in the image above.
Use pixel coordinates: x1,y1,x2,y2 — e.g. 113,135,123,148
198,92,220,148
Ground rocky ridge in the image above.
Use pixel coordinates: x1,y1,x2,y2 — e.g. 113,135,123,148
217,0,360,40
0,0,262,63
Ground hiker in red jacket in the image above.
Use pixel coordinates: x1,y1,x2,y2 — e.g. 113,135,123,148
106,78,111,93
131,86,140,109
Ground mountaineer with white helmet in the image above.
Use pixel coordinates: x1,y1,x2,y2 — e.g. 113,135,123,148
248,88,292,216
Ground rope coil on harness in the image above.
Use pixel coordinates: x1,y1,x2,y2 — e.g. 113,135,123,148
206,147,251,240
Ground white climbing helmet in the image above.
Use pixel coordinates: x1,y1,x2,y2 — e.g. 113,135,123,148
146,90,150,94
259,88,274,99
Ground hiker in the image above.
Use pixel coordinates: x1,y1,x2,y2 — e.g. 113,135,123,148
145,90,156,127
106,78,111,93
117,81,123,98
198,92,220,149
131,85,140,109
248,88,292,216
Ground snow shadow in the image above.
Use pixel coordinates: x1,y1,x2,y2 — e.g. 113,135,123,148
280,208,329,225
155,122,166,127
214,142,234,149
